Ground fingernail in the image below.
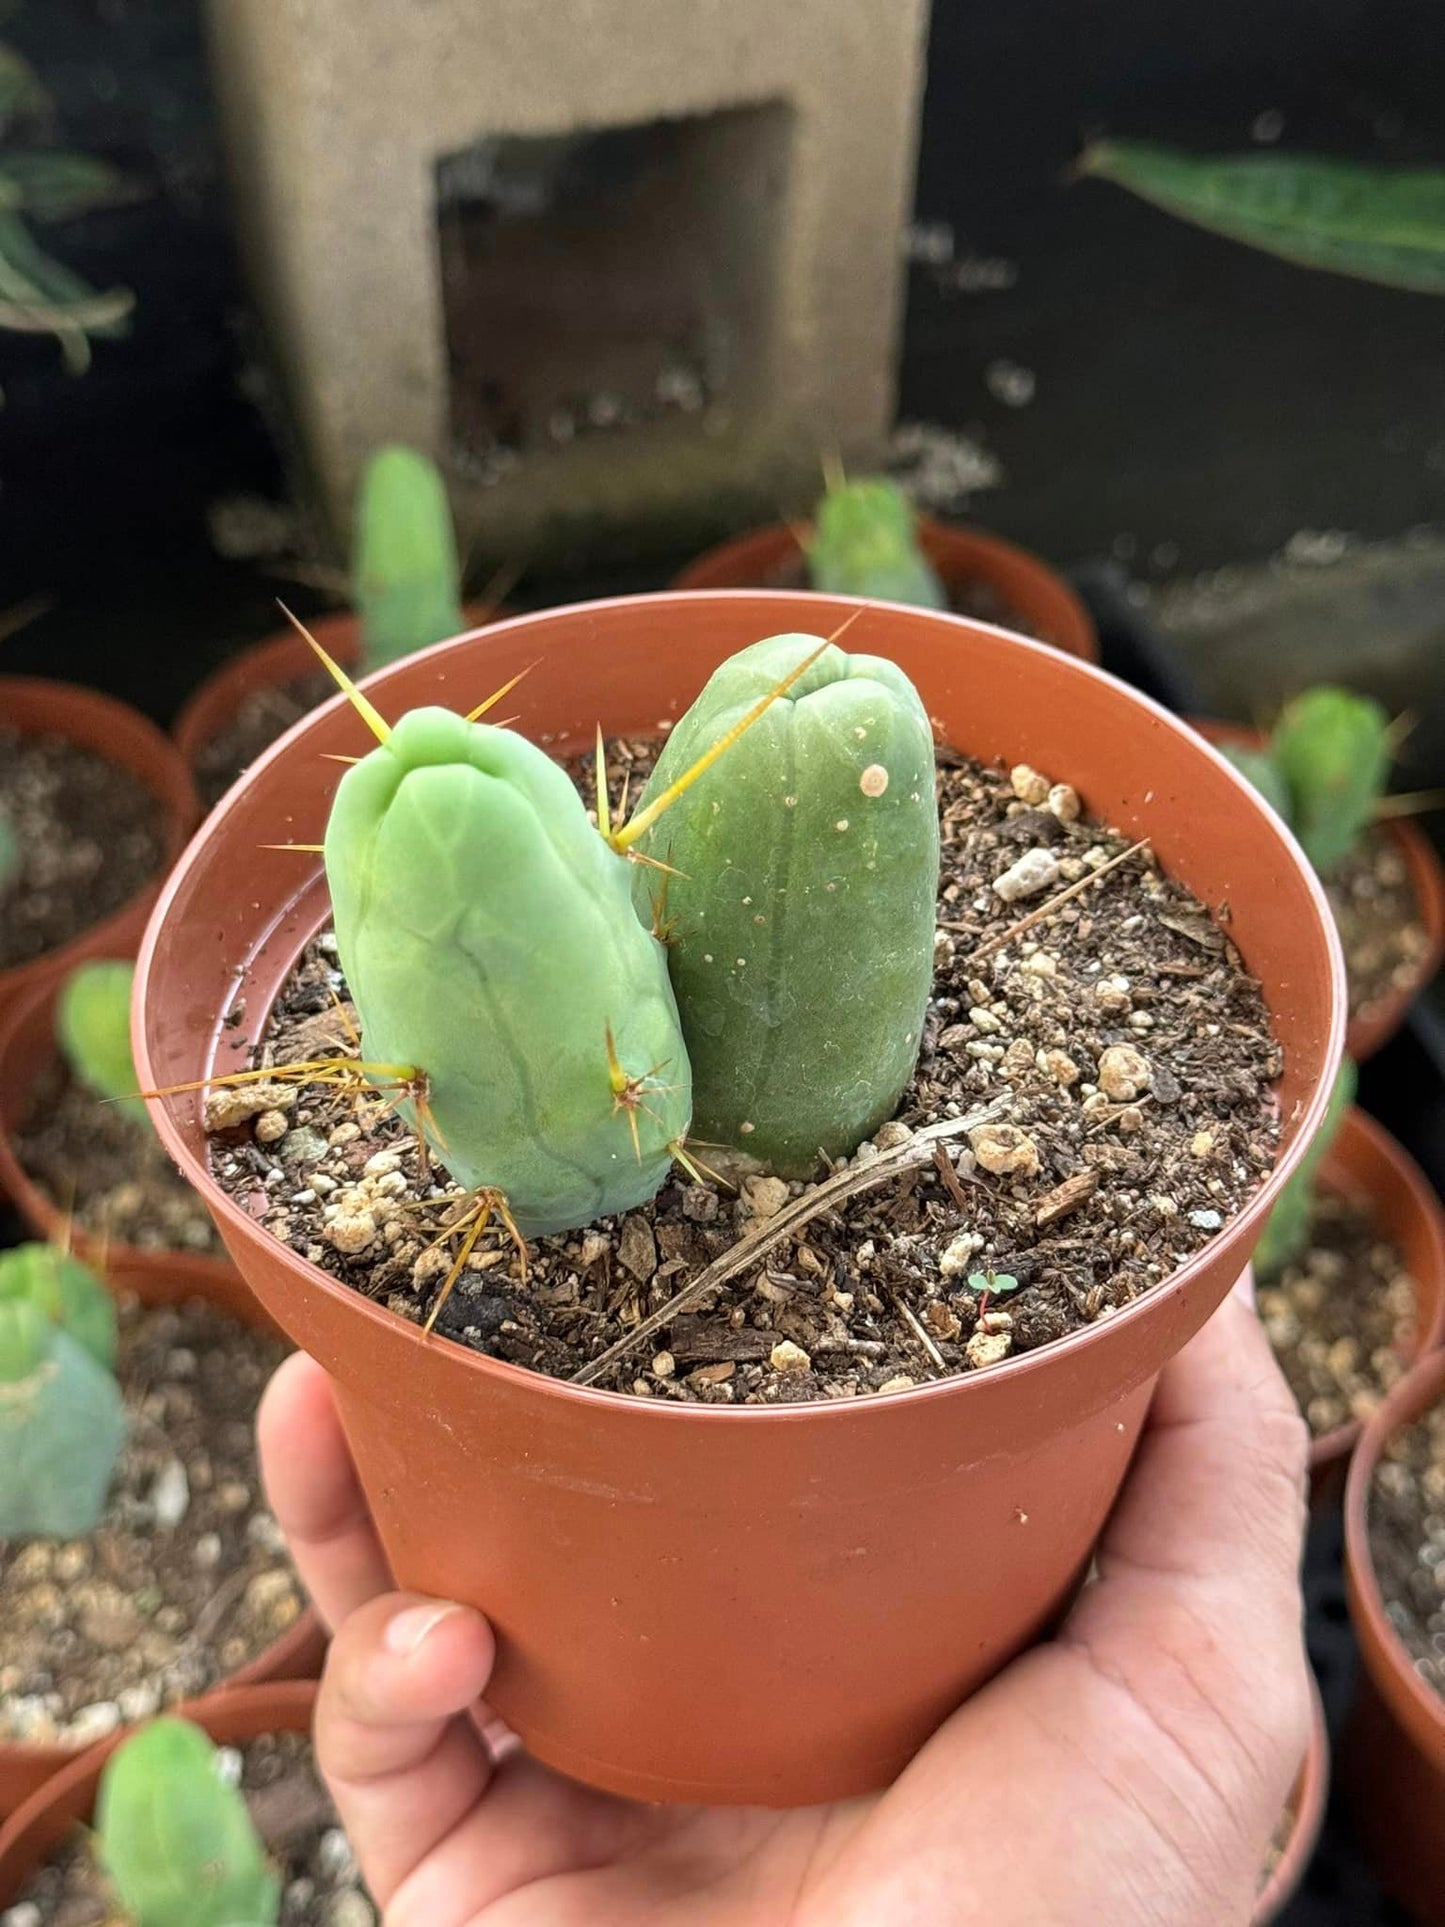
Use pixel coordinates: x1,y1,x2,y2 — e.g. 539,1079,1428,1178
384,1602,468,1656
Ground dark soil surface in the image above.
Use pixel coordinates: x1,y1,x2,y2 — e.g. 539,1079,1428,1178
16,1057,221,1255
1257,1193,1417,1440
193,669,337,810
0,732,166,971
1326,827,1431,1022
0,1298,301,1747
206,739,1280,1403
14,1730,376,1926
762,546,1043,639
1368,1389,1445,1705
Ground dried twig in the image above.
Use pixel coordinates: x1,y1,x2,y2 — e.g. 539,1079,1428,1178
943,837,1152,962
892,1289,947,1372
570,1104,1006,1387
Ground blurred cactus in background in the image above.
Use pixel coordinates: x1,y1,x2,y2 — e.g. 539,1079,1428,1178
57,958,149,1125
1221,687,1393,876
1255,1057,1357,1278
805,475,947,610
352,445,465,670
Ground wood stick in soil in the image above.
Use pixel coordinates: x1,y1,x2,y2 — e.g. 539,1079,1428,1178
570,1104,1005,1388
945,837,1152,963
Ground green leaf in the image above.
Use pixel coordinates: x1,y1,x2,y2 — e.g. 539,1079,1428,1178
1220,742,1294,825
0,42,51,128
1255,1057,1357,1278
1270,686,1392,874
1077,141,1445,294
0,150,139,222
0,1242,117,1369
351,446,464,671
98,1719,281,1927
967,1270,1021,1295
0,207,133,372
57,959,150,1125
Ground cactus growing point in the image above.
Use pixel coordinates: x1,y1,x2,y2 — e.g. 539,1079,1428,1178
629,633,940,1175
97,1717,281,1927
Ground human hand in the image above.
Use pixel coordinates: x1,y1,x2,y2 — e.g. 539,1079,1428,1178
259,1276,1311,1927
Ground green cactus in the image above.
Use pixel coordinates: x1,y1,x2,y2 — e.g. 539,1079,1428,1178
0,1245,123,1537
56,958,149,1125
1220,742,1294,825
1255,1057,1357,1278
629,633,940,1176
1270,687,1392,876
97,1718,281,1927
352,445,465,672
805,477,947,611
0,815,16,892
324,704,691,1236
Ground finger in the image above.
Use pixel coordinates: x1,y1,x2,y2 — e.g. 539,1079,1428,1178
258,1352,392,1631
316,1591,497,1909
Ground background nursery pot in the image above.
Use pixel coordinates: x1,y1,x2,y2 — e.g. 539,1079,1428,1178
1307,1107,1445,1503
0,1258,325,1817
0,679,198,1019
1254,1680,1330,1927
1343,1348,1445,1927
0,1680,316,1900
0,973,242,1293
134,592,1344,1806
1191,716,1445,1062
672,516,1100,663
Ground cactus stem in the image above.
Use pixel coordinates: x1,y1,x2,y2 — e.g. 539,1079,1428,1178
421,1186,529,1334
608,638,832,852
278,602,392,744
464,663,534,724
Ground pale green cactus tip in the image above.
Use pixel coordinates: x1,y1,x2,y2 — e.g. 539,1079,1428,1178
805,474,948,611
1255,1056,1357,1279
57,958,149,1126
97,1718,281,1927
351,444,465,674
1270,686,1392,876
629,631,940,1177
0,1243,123,1537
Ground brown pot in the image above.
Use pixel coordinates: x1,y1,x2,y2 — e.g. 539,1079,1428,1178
1190,717,1445,1062
1303,1107,1445,1506
0,678,199,1021
0,1256,325,1817
672,515,1100,663
1254,1679,1330,1927
0,1680,316,1902
173,604,505,783
1343,1348,1445,1925
0,971,242,1294
133,591,1344,1805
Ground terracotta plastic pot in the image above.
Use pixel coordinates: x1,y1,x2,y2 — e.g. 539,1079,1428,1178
1301,1107,1445,1507
0,1680,316,1901
1343,1348,1445,1925
0,678,199,1021
173,602,505,785
1191,717,1445,1062
1254,1679,1330,1927
0,1256,325,1817
133,592,1345,1805
672,516,1100,663
0,971,242,1293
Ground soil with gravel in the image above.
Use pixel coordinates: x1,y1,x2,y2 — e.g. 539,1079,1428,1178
16,1056,221,1255
205,739,1281,1403
11,1731,376,1926
0,1297,302,1748
0,731,166,970
1368,1389,1445,1704
1326,825,1431,1021
193,669,338,810
1257,1193,1417,1440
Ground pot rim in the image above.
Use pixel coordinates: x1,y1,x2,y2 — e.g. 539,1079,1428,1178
1344,1346,1445,1755
1254,1676,1330,1925
134,590,1348,1424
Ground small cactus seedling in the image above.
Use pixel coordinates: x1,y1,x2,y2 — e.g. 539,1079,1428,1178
351,445,465,672
1255,1058,1357,1278
805,475,947,611
97,1717,280,1927
0,1243,123,1536
56,958,149,1125
1221,687,1392,877
630,633,940,1175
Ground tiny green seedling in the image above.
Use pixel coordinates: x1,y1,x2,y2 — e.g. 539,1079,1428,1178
1220,687,1394,877
351,444,465,672
967,1269,1021,1297
0,1242,123,1536
56,958,149,1125
97,1717,281,1927
805,473,947,611
1255,1058,1357,1279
